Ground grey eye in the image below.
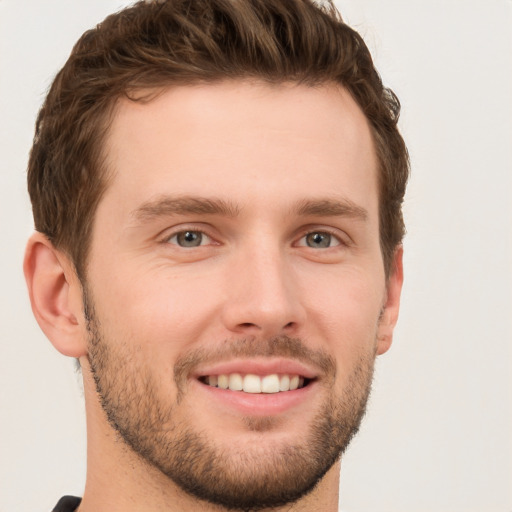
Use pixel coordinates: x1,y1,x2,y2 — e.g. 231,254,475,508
173,231,204,247
305,232,334,248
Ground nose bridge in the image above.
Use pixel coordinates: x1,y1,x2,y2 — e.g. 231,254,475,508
222,235,304,336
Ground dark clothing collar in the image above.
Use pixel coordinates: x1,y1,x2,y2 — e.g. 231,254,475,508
52,496,82,512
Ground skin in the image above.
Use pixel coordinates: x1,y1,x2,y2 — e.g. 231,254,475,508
24,81,403,512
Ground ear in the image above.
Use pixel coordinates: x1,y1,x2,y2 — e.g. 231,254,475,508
376,246,404,355
23,232,88,358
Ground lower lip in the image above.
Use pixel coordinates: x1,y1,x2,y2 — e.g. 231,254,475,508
193,379,317,416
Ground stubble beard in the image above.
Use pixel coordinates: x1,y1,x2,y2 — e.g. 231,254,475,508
84,290,376,511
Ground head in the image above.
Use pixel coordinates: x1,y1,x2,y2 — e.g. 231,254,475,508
25,1,408,510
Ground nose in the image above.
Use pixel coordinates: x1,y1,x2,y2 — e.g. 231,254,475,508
220,245,306,338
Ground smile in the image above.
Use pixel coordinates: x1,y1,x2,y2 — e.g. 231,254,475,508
199,373,312,393
192,360,319,416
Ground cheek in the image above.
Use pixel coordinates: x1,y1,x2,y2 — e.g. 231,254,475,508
301,265,385,358
89,262,223,359
311,281,380,398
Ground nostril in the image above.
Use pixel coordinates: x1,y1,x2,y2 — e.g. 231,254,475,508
236,321,295,331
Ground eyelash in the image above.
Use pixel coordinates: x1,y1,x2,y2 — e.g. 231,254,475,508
162,227,348,249
297,228,346,249
163,228,215,248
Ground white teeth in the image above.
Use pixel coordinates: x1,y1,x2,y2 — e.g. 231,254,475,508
204,373,308,393
243,374,262,393
261,374,280,393
229,373,243,391
218,374,229,389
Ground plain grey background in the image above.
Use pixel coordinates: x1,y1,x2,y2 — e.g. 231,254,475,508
1,1,511,511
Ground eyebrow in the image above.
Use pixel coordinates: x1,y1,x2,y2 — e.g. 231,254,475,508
131,195,240,222
130,195,368,224
294,198,368,221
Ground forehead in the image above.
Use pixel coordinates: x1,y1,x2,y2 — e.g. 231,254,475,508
101,80,378,219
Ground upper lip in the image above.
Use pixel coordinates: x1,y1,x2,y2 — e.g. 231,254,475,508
192,358,319,380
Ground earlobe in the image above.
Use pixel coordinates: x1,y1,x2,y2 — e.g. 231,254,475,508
23,232,88,358
376,246,404,355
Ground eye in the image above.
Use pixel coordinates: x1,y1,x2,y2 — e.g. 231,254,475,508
167,230,212,248
299,231,341,249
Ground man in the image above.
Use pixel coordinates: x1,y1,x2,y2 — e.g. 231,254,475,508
23,0,409,511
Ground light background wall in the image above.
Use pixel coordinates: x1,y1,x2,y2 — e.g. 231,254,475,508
0,1,510,511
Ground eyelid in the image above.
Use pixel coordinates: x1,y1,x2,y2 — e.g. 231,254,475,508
159,224,219,246
295,226,351,248
157,223,351,248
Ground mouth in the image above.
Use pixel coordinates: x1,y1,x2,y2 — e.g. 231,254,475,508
190,358,320,415
198,373,314,393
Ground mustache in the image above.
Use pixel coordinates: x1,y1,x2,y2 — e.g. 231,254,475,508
173,335,337,393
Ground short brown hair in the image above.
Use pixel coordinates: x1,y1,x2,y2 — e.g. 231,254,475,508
27,0,409,278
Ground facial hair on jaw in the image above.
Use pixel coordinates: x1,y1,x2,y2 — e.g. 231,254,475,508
84,288,377,512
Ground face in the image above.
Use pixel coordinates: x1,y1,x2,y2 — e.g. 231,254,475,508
83,81,401,510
